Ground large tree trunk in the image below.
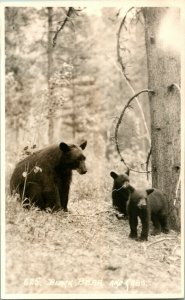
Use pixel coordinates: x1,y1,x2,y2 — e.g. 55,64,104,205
47,7,54,144
143,8,181,230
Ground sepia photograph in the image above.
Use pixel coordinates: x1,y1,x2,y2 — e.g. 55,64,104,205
1,1,184,299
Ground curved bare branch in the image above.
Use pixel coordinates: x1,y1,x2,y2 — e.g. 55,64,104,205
115,89,154,174
117,7,151,146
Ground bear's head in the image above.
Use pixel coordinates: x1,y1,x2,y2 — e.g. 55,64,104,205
59,140,87,174
110,169,130,190
130,188,154,209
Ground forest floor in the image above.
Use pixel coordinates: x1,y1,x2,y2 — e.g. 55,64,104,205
5,163,182,297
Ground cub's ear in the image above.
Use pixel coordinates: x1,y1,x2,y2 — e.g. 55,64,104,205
110,171,118,179
59,142,71,153
125,168,130,176
79,140,87,150
146,188,154,195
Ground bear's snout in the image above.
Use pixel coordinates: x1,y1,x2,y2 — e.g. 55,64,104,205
77,160,87,175
137,198,147,209
81,169,87,174
77,168,87,175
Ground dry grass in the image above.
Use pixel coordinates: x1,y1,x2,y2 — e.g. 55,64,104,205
5,161,182,296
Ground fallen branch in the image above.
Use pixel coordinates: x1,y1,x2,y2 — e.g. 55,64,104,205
147,237,177,249
71,210,111,217
85,228,97,248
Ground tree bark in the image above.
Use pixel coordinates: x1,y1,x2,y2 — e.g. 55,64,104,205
143,8,181,230
71,58,76,139
47,7,54,144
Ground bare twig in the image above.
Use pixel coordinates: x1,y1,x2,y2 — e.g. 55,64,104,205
53,7,75,47
147,237,177,249
117,8,151,146
85,228,97,248
21,162,29,202
174,170,181,206
106,54,152,165
168,83,181,93
172,244,180,255
71,210,111,217
170,84,181,206
115,8,121,19
117,6,134,81
115,89,154,173
146,147,152,179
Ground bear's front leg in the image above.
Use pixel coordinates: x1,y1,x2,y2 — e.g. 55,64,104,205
43,185,61,211
128,212,138,240
58,180,71,212
139,210,149,241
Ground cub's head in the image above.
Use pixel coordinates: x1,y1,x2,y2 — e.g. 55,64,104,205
110,169,130,190
131,188,154,209
59,140,87,174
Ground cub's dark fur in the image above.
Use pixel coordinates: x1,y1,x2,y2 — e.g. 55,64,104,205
110,170,130,217
127,186,169,241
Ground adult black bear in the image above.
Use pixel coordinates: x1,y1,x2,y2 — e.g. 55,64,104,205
10,140,87,211
110,170,130,217
127,186,169,241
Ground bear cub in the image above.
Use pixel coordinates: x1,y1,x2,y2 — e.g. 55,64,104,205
127,186,169,241
110,169,130,217
10,140,87,211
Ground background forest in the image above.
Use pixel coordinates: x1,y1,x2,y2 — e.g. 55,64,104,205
5,6,182,296
6,7,150,171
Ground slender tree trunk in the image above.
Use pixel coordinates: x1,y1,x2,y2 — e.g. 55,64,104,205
71,65,76,139
47,7,54,144
14,116,19,150
143,8,181,230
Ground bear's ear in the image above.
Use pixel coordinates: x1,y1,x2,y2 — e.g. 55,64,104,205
59,142,71,153
79,140,87,150
110,171,118,179
125,168,130,176
146,188,154,195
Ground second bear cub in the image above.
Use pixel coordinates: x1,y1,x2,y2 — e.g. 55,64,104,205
127,186,169,241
